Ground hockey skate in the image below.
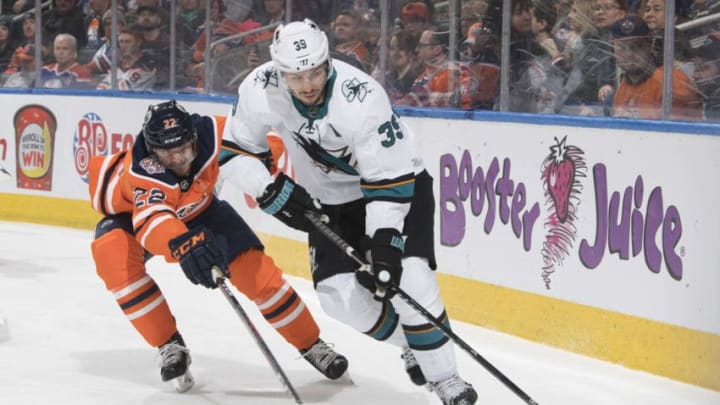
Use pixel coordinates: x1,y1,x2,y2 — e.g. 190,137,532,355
300,339,349,380
401,346,427,385
429,374,478,405
158,332,194,393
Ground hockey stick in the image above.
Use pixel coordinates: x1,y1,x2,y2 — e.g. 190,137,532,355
0,164,12,182
304,212,540,405
212,269,303,404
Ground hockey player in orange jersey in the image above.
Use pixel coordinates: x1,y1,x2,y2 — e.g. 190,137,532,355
88,100,348,392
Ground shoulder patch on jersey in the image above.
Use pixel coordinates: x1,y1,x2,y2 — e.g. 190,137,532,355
139,156,166,174
254,68,279,88
341,78,371,103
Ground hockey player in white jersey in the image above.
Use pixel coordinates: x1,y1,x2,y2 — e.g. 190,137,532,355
220,19,477,405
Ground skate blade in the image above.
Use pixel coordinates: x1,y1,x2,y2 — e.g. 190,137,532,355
333,370,354,385
172,370,195,393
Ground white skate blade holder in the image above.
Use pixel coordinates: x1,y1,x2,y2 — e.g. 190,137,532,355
171,369,194,393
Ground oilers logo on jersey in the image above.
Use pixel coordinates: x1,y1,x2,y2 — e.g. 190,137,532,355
176,194,210,219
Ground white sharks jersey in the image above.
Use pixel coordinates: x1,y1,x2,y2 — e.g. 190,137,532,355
222,59,425,233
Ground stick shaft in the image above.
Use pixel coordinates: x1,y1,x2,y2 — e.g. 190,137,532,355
216,277,303,404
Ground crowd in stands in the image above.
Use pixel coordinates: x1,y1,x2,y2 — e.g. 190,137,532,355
0,0,718,122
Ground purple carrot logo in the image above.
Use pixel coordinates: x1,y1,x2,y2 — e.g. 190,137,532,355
540,136,587,289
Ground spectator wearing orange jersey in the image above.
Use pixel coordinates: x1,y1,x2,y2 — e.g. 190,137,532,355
462,21,501,109
1,44,35,88
611,16,703,120
397,28,478,109
38,33,92,89
331,9,369,72
5,12,48,74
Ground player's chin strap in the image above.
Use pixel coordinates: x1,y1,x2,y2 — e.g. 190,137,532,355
304,211,541,405
212,268,303,405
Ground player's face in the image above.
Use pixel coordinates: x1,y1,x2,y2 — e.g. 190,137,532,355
154,140,196,176
284,64,328,106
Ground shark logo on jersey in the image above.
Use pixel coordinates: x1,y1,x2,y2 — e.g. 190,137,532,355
291,124,358,175
341,78,370,102
254,68,279,88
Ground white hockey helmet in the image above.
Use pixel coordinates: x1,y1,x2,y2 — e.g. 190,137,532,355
270,19,331,74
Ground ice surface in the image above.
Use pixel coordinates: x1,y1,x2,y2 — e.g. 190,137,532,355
0,221,717,405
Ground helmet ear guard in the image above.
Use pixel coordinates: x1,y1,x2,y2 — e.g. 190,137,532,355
270,18,332,75
142,100,197,151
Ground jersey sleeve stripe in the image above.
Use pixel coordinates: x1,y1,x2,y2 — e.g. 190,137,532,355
132,204,176,229
137,212,176,248
360,174,415,203
220,140,271,165
92,152,125,215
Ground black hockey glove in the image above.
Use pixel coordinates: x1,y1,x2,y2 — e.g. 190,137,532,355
369,228,405,298
169,227,229,289
256,172,321,232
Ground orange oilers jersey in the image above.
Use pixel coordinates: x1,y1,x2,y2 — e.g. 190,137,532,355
405,62,478,109
88,115,228,261
613,66,703,120
335,41,369,68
